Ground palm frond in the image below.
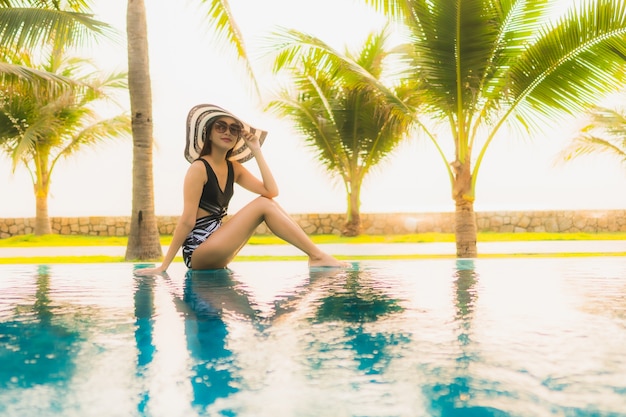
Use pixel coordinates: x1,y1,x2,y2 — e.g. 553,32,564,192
0,8,115,51
59,113,131,158
510,0,626,123
1,1,93,11
269,27,412,113
480,0,551,104
352,25,390,79
0,46,130,173
361,0,411,21
0,60,76,84
268,94,346,173
559,135,626,164
198,0,259,97
557,103,626,166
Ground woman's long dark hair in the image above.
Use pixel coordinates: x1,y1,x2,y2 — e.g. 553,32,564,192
199,117,241,160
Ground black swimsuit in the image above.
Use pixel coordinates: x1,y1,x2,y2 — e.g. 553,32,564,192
182,159,234,268
197,159,234,219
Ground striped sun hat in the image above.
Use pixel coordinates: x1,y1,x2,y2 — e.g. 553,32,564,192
185,104,267,163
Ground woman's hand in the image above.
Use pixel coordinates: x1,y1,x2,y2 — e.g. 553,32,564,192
133,265,168,277
242,130,261,153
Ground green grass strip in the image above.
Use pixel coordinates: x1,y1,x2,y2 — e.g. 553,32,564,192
1,232,625,247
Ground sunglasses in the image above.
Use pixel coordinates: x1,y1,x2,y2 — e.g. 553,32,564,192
214,120,242,136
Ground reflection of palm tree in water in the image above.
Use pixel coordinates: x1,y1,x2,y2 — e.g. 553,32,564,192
451,260,479,405
422,260,476,414
133,273,155,414
0,265,81,388
453,260,479,348
427,260,507,417
314,266,403,323
310,264,406,376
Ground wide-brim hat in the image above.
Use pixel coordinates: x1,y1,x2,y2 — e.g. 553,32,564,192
185,104,267,163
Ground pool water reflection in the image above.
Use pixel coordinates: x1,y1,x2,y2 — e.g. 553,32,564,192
0,258,625,417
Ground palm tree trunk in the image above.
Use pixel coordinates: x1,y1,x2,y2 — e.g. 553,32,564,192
34,183,51,235
342,181,361,237
33,158,51,235
454,198,477,258
452,159,477,258
124,0,162,261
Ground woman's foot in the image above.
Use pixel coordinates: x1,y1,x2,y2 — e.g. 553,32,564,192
308,252,349,268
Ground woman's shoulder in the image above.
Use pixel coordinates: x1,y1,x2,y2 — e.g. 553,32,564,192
192,157,210,166
186,159,209,181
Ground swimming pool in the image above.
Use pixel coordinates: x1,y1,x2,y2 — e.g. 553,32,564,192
1,258,625,417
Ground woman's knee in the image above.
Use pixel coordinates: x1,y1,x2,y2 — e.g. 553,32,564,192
252,196,278,212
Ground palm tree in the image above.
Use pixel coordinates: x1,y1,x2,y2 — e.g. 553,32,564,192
125,0,161,260
0,1,118,235
268,27,418,236
124,0,257,260
558,103,626,168
358,0,626,257
0,0,113,85
0,47,131,235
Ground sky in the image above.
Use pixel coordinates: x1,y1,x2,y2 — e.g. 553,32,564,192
1,0,624,218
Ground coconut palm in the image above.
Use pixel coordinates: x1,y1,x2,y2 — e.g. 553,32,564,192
268,27,419,236
0,0,113,85
124,0,257,260
559,103,626,168
0,47,131,235
124,0,161,260
358,0,626,257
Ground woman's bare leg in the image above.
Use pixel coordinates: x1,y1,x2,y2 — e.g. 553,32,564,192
191,197,345,269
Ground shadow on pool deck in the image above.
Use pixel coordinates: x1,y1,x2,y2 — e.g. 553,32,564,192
0,240,624,258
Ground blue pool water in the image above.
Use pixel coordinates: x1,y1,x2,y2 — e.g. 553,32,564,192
0,258,625,417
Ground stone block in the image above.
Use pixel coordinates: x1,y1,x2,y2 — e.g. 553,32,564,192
517,216,531,228
544,218,558,233
490,216,503,227
557,218,573,232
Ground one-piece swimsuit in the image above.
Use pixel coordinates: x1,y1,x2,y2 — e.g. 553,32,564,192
182,158,234,268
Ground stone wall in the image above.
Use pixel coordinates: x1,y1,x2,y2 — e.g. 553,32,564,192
1,210,624,238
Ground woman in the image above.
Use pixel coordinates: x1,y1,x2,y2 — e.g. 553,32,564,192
135,104,345,274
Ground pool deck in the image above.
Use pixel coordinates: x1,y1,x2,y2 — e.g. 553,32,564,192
0,240,624,259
